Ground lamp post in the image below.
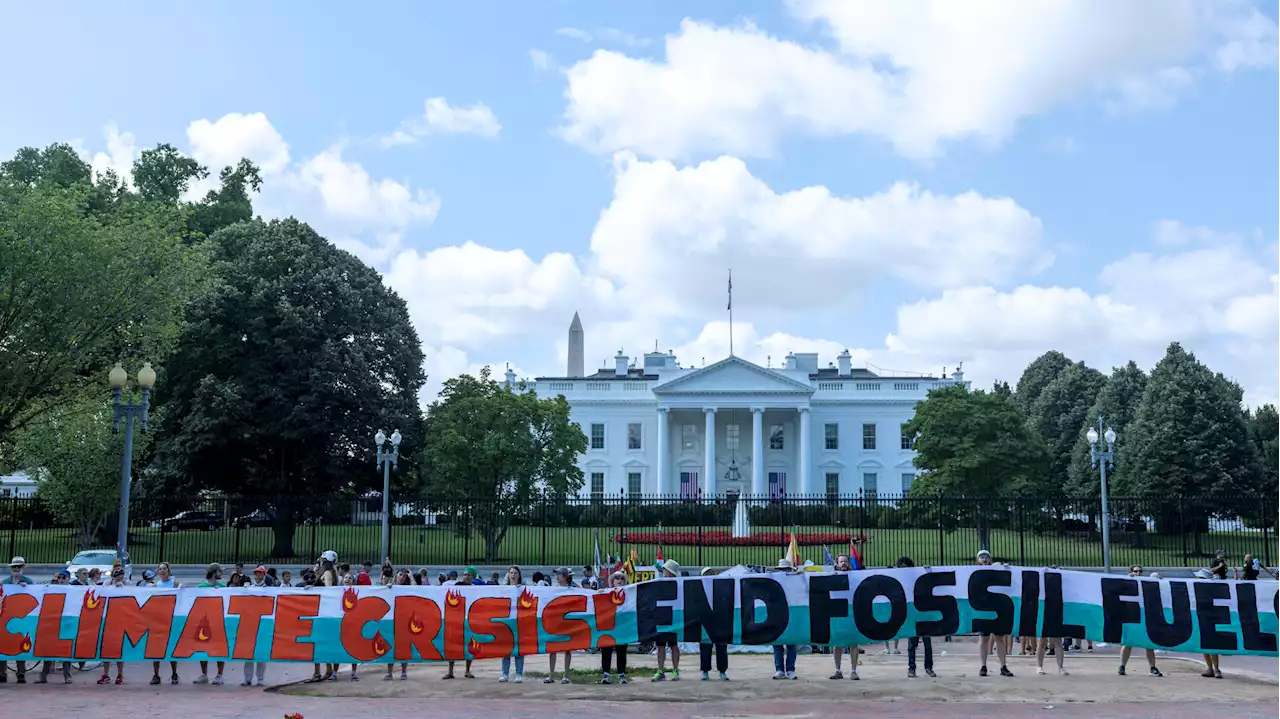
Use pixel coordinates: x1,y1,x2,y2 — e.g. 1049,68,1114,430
109,362,155,563
375,428,402,562
1086,416,1118,573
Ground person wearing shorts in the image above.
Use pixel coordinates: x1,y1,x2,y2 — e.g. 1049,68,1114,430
975,550,1013,677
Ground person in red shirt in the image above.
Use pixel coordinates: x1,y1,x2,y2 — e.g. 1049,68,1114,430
356,561,374,586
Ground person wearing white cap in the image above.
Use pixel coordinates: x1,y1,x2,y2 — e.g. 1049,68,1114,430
771,559,798,680
1,557,32,683
651,559,682,681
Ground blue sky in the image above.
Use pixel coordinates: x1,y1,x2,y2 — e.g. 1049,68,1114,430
2,1,1276,404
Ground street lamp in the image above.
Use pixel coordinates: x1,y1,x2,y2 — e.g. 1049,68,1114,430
110,362,155,563
1086,417,1118,573
375,428,402,562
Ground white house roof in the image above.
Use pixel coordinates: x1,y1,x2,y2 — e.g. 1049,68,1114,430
652,355,816,395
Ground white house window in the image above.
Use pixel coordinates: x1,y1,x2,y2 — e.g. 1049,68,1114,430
628,471,642,496
862,423,876,450
627,423,643,450
825,472,840,495
682,424,698,451
900,423,914,449
863,472,878,495
769,424,784,450
590,423,605,450
726,424,740,452
591,472,605,502
901,473,915,492
824,423,839,450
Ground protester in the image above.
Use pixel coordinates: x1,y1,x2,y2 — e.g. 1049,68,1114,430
35,570,73,684
149,563,182,685
97,567,128,684
1,556,33,683
384,569,412,681
975,550,1013,677
895,557,936,679
829,553,860,680
280,569,293,587
544,567,575,683
194,563,228,685
444,569,476,679
1237,553,1275,580
770,559,798,680
599,571,629,685
1202,565,1224,679
651,559,682,682
698,567,729,681
502,565,523,586
1116,566,1164,678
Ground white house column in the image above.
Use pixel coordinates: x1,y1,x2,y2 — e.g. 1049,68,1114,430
751,407,765,496
798,407,812,495
656,408,669,494
703,407,717,497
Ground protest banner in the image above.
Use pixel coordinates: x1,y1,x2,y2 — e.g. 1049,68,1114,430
1,567,1275,663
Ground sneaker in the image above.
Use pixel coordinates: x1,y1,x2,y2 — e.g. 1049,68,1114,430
65,676,74,684
150,676,161,686
1200,669,1215,678
400,670,407,680
543,676,553,684
670,670,680,682
212,674,224,686
925,668,936,678
786,671,797,680
1059,668,1070,676
193,675,209,685
255,679,265,687
350,673,359,682
1118,665,1126,676
171,674,179,685
651,671,666,682
979,666,988,677
384,672,394,681
829,671,843,680
498,673,509,683
97,674,111,685
114,675,123,685
241,680,253,687
892,649,903,655
908,668,917,678
513,673,523,683
560,675,571,684
719,672,729,681
772,671,786,680
700,671,709,681
599,672,610,685
1149,667,1162,677
849,670,859,681
1000,666,1014,677
15,676,25,684
1036,667,1046,675
617,674,627,684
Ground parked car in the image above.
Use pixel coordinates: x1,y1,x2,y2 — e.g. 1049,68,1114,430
232,509,274,528
67,549,132,582
161,510,223,532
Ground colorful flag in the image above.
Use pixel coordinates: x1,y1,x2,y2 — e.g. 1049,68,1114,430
785,532,801,567
822,545,836,566
848,539,864,570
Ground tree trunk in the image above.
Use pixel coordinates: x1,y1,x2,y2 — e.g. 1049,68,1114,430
271,512,297,559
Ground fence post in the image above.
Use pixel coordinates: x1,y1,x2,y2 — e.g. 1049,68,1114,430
696,490,704,567
1017,497,1026,566
1178,496,1187,567
856,489,866,567
539,493,548,566
7,496,17,561
157,496,167,563
935,489,944,567
233,522,242,565
1263,523,1272,568
309,514,318,564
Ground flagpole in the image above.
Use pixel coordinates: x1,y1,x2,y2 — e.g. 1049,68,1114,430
727,269,734,357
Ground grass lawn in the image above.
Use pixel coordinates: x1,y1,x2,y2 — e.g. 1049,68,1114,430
9,521,1274,569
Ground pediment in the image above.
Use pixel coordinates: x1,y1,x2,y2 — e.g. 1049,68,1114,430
653,356,815,395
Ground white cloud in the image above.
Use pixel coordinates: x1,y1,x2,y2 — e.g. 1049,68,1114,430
381,97,501,147
89,125,138,186
186,112,290,175
557,26,650,48
561,2,1277,160
529,48,554,71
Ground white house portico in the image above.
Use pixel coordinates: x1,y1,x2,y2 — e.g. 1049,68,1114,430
512,314,970,500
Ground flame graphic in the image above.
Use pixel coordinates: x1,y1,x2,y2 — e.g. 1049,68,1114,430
342,587,359,612
518,588,537,610
194,616,212,642
371,633,390,658
467,637,483,657
408,614,425,635
20,634,32,653
445,589,462,607
609,587,626,605
83,591,101,610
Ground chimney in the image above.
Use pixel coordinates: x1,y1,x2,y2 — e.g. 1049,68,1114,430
504,365,516,389
567,312,585,377
784,352,797,370
615,350,629,378
837,349,851,376
951,362,964,383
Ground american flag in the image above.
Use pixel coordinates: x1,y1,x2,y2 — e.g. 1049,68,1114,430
727,271,732,310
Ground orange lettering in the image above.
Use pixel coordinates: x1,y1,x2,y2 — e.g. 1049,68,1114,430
100,594,177,659
34,593,73,659
271,594,319,662
0,591,38,655
228,596,275,660
591,592,618,648
171,596,229,659
393,596,441,661
543,595,591,653
74,589,105,659
339,595,390,662
467,597,514,659
443,590,466,660
516,588,539,656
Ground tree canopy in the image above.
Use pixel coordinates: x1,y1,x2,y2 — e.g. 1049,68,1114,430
1014,350,1072,416
150,218,425,555
1026,360,1105,495
1065,361,1147,498
418,367,586,561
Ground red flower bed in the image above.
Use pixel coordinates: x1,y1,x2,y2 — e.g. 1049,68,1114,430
615,531,868,547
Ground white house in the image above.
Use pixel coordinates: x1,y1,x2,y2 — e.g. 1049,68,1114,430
511,314,969,499
0,470,37,498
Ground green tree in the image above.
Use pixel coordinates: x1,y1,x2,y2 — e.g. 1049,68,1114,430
1244,404,1278,528
132,143,208,204
419,367,586,561
991,380,1013,398
1014,350,1072,416
905,384,1049,550
151,218,425,557
14,398,153,549
0,157,210,454
1027,361,1106,491
189,159,263,238
1121,343,1264,556
1066,361,1147,499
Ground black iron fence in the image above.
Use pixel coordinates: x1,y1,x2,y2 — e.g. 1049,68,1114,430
3,492,1274,571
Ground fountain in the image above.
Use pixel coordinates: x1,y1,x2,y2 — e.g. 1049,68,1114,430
731,499,751,538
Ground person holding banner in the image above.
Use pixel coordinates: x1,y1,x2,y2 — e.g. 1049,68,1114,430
698,567,730,681
600,571,630,685
829,553,861,680
771,559,799,680
194,564,228,685
384,569,413,681
975,550,1014,677
97,567,129,685
499,566,526,684
545,567,576,684
1117,566,1164,678
151,563,182,686
651,559,683,682
898,557,936,679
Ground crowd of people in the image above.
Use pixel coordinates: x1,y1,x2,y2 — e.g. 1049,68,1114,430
0,547,1271,687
